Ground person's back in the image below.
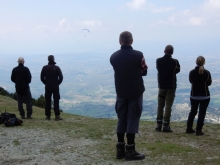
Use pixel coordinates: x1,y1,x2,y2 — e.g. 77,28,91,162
110,46,145,99
156,54,180,89
189,67,211,96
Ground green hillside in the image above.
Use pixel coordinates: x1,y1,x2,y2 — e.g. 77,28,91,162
0,95,220,165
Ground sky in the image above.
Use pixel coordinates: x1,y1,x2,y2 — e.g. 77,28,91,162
0,0,220,56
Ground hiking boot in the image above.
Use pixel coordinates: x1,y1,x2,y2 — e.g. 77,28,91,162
186,128,195,133
21,116,26,119
155,120,163,132
45,116,51,120
196,130,204,136
27,116,33,119
163,122,173,132
125,144,145,161
55,116,63,121
116,142,125,159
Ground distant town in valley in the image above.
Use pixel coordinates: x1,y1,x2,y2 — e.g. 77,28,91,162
1,53,220,123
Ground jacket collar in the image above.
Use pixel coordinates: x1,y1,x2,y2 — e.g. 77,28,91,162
48,61,56,65
121,45,133,50
18,63,24,66
164,54,172,58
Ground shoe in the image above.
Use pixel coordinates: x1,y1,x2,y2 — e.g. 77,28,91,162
155,120,162,131
21,116,26,119
45,116,51,120
163,122,173,132
196,130,204,136
116,142,125,159
27,116,33,119
186,128,195,133
125,144,145,161
55,116,63,121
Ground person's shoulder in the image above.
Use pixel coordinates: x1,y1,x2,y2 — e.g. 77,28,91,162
204,69,211,74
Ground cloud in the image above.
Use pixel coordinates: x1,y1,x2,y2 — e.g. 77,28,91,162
151,7,174,13
126,0,147,10
152,0,220,26
59,18,67,27
76,20,102,28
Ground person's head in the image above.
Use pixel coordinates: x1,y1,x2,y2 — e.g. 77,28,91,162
196,56,205,74
48,55,55,62
119,31,133,45
164,45,174,55
18,57,24,64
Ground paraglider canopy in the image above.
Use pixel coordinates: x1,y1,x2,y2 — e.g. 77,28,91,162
82,29,90,33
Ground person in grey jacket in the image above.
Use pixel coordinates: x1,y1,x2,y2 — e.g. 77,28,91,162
110,31,147,161
11,57,33,119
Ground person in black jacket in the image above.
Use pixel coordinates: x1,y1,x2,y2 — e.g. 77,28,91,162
110,31,147,161
40,55,63,121
186,56,212,136
11,57,33,119
155,45,180,132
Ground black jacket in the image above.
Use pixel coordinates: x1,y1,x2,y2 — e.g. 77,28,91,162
11,63,32,94
110,45,147,99
156,54,180,89
189,66,212,96
40,62,63,90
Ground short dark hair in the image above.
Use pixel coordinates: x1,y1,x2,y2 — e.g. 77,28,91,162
164,45,174,55
119,31,133,45
48,55,54,62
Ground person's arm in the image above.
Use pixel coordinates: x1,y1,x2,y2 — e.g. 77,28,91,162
40,67,46,84
189,70,192,84
141,55,148,76
26,68,32,84
174,60,180,74
11,69,15,83
57,67,63,85
207,71,212,86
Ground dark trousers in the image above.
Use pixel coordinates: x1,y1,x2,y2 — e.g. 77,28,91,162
45,88,60,117
156,89,176,123
115,95,143,134
187,98,210,131
17,88,32,117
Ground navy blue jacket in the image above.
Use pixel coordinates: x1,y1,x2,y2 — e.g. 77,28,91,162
110,45,147,99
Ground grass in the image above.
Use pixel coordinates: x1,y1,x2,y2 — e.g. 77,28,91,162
0,95,220,164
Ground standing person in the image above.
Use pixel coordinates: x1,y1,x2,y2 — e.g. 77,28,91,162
155,45,180,132
110,31,147,161
40,55,63,121
186,56,212,136
11,57,33,119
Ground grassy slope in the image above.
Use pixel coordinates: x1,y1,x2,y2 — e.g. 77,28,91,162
0,95,220,165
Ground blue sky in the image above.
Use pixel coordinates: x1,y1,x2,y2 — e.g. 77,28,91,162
0,0,220,56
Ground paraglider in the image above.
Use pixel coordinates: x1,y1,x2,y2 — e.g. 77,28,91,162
82,29,90,36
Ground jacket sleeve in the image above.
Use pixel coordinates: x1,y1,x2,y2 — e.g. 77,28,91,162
189,70,192,84
174,60,180,74
11,69,15,83
40,67,46,84
57,67,63,85
207,71,212,86
26,68,32,84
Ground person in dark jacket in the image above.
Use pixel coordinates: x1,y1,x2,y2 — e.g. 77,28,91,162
155,45,180,132
186,56,212,136
40,55,63,121
11,57,33,119
110,31,147,161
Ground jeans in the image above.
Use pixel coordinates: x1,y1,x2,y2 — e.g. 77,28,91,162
187,98,210,131
115,95,143,134
156,89,176,123
17,88,32,117
45,88,60,117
